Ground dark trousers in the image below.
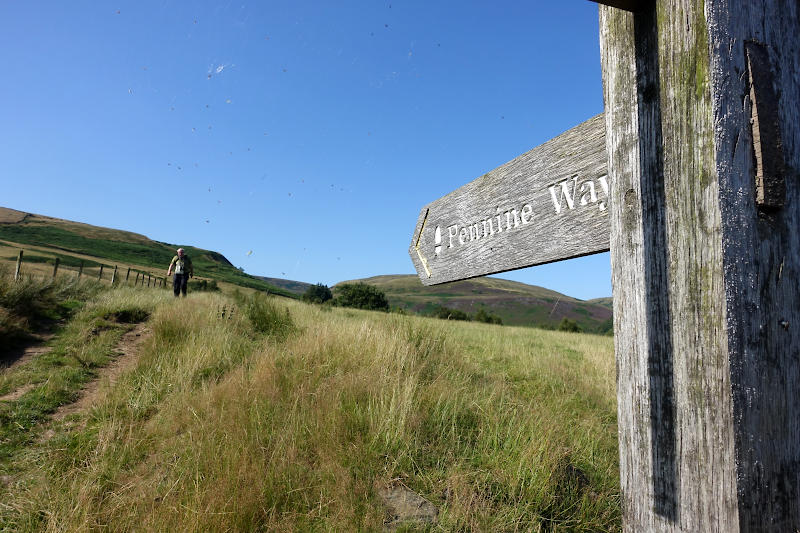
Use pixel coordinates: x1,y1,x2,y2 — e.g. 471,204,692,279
173,273,189,297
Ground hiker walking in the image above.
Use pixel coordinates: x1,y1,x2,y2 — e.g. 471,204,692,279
167,248,193,297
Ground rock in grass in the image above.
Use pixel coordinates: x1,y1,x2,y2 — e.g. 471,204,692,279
377,483,438,531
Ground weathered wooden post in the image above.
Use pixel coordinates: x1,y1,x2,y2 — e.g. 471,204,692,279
125,267,131,283
98,264,104,281
134,272,140,286
51,257,60,279
14,250,23,281
147,274,151,287
407,2,798,528
111,265,118,284
77,261,84,278
597,1,800,530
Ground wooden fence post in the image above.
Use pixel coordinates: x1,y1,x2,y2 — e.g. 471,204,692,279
125,267,131,283
51,257,60,279
78,261,83,278
14,250,23,281
599,1,799,530
98,264,104,281
147,274,151,287
111,265,118,284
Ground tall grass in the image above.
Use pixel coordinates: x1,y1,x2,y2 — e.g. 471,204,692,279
0,266,104,345
0,292,620,531
0,288,165,477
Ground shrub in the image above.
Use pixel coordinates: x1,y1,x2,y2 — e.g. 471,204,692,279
474,308,503,325
432,305,470,321
558,317,582,333
332,283,389,312
302,283,332,304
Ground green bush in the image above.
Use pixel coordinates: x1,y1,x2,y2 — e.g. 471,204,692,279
302,283,332,304
332,283,389,312
474,308,503,325
432,305,471,321
558,317,582,333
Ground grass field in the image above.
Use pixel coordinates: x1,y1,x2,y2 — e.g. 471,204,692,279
0,274,620,531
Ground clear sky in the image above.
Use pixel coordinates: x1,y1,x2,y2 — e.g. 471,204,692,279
0,1,611,300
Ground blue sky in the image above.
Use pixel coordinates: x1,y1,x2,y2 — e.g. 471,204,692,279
0,1,610,300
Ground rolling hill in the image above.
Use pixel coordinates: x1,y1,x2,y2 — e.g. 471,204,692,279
338,274,614,334
0,206,295,298
252,276,313,296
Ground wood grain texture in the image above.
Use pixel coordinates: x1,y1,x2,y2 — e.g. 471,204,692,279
601,6,700,531
602,1,800,531
587,0,642,12
708,1,800,530
409,115,608,285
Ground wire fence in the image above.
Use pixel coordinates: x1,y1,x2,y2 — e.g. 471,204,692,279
10,249,170,289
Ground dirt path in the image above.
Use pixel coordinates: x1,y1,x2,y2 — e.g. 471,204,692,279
0,333,55,373
0,334,56,402
51,322,151,422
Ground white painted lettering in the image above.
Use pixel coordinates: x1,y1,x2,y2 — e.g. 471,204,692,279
434,225,442,255
521,204,533,224
459,227,468,245
482,218,495,236
495,213,503,233
469,222,481,241
598,175,609,211
448,225,458,248
506,208,520,230
549,176,578,214
579,180,598,206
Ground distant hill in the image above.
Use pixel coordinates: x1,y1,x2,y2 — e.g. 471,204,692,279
0,206,295,298
252,276,313,296
338,274,613,334
587,297,613,311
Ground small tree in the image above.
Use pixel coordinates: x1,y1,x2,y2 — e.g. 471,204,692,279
432,305,471,321
333,283,389,311
558,317,582,333
303,283,332,304
474,308,502,325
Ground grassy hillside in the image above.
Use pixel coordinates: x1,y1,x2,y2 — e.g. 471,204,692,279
0,276,621,531
342,275,613,333
252,275,313,296
0,207,294,298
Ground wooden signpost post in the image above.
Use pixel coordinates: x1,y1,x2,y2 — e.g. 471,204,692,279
410,1,799,530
